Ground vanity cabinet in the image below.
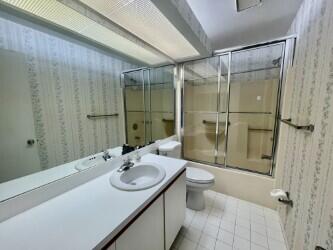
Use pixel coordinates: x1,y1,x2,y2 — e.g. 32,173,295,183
164,172,186,249
116,195,164,250
109,171,186,250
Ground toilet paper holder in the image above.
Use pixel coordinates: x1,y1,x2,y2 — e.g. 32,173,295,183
278,192,293,207
270,189,293,207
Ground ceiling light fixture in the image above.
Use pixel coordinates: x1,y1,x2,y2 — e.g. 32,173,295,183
0,0,200,65
75,0,200,61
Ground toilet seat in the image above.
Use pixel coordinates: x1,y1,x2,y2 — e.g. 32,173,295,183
186,167,214,184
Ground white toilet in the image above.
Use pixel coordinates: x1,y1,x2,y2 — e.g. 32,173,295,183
159,141,215,211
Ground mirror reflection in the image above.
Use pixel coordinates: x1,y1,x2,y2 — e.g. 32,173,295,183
0,41,125,188
0,16,175,201
123,66,175,146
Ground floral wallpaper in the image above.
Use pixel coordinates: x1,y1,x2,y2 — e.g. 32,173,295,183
275,0,333,249
0,15,135,170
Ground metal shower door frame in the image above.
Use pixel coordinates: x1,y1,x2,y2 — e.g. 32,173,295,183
222,42,286,175
181,37,295,177
181,53,230,166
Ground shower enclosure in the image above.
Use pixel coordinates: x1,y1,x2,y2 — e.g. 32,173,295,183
182,42,287,175
122,65,175,145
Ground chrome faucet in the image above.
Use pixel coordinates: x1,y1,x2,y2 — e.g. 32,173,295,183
102,150,112,161
118,158,135,172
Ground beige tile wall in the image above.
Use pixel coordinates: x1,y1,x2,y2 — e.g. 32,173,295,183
189,161,276,209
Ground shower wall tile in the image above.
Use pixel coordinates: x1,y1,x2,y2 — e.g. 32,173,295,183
0,16,136,170
275,0,333,249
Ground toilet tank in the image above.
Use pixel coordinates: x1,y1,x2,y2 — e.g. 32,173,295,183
158,141,181,159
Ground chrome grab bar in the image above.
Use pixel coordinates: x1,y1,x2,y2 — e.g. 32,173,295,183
162,118,174,122
202,120,228,125
261,154,272,160
280,118,314,132
87,113,119,119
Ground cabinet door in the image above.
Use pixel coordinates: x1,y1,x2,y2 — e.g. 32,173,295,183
116,196,164,250
164,172,186,249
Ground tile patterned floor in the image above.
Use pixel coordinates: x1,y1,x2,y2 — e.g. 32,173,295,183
171,190,287,250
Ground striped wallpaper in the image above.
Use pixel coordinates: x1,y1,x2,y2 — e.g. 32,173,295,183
0,15,136,170
275,0,333,249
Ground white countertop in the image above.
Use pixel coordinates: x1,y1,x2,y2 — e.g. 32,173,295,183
0,154,187,250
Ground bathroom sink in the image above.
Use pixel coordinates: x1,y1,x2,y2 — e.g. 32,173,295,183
110,162,166,191
75,155,105,171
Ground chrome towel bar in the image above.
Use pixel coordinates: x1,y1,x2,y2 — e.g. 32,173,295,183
280,118,314,132
87,113,119,119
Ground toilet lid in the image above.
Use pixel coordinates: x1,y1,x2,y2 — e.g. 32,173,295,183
186,167,214,184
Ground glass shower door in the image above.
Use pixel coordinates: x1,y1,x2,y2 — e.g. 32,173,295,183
143,69,152,144
150,66,175,141
183,55,229,164
216,55,230,165
224,44,284,174
182,42,285,175
123,66,175,146
123,70,145,146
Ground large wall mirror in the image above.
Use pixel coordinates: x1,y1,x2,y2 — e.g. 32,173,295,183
0,15,175,202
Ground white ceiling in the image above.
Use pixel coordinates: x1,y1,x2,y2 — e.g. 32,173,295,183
186,0,303,50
